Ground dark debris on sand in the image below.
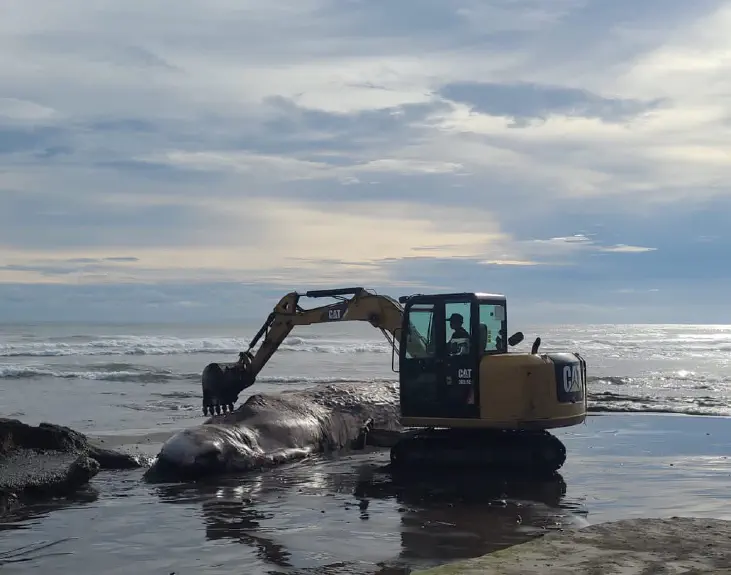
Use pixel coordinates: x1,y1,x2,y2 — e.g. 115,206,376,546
0,418,144,517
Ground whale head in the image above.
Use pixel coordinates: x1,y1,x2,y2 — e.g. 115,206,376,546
144,424,258,481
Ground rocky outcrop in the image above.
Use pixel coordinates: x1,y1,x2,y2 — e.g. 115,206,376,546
412,516,731,574
0,418,144,517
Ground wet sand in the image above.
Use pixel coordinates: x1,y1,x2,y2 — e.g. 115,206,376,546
413,516,731,574
1,412,731,574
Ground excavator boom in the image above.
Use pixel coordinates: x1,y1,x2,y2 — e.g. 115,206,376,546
201,287,424,415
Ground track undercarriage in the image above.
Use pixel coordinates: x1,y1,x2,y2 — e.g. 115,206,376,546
388,428,567,474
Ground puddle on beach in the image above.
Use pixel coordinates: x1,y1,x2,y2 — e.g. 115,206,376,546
2,413,731,574
0,451,584,574
154,456,578,573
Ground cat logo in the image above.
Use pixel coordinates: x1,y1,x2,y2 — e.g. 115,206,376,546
328,308,342,320
562,364,583,393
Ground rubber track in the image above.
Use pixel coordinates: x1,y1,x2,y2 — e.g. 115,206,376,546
389,429,567,474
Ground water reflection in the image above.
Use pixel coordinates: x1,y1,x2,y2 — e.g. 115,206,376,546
155,479,293,568
151,454,585,573
0,486,98,568
353,467,573,564
0,486,99,533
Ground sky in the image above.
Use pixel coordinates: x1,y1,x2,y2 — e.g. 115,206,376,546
1,0,731,324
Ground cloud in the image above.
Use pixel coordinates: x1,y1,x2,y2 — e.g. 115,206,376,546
520,235,657,258
599,244,656,253
439,81,664,126
1,0,730,322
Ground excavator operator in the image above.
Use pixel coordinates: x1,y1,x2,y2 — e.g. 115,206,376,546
448,313,470,339
447,313,470,355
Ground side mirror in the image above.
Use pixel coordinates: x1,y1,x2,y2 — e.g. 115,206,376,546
508,331,524,347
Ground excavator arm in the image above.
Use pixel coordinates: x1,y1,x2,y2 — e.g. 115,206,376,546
201,287,427,415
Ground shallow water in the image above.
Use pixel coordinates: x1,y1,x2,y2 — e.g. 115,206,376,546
2,413,731,574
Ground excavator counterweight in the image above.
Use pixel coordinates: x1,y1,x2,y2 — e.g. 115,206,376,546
200,286,588,473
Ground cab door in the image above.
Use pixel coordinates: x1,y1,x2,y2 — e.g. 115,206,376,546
399,302,441,417
440,299,480,418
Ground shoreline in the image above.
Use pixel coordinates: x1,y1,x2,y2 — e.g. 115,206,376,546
83,409,731,444
79,409,731,466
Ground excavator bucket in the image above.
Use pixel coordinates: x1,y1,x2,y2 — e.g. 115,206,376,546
201,356,254,416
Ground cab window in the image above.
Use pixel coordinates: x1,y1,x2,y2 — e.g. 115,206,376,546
404,303,435,358
478,303,506,352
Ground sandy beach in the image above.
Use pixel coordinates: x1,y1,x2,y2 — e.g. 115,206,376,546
1,411,730,574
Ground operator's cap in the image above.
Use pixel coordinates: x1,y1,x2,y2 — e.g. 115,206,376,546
447,313,464,323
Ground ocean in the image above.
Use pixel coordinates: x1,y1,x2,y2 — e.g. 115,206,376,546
2,321,731,574
2,321,730,433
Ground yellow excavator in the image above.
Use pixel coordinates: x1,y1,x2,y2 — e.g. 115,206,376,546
200,287,587,472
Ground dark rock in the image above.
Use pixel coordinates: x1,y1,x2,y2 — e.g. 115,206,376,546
0,418,145,518
373,566,412,575
0,418,144,470
0,488,19,516
0,418,88,455
86,444,145,470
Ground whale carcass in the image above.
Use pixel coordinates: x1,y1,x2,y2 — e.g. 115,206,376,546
145,379,568,481
143,381,402,481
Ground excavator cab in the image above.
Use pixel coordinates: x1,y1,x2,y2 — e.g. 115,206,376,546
396,292,524,421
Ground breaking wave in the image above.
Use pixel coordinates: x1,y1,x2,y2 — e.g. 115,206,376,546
0,362,397,386
0,335,389,358
5,324,731,359
588,391,731,417
0,363,189,383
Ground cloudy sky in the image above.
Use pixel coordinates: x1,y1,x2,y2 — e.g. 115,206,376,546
1,0,730,324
